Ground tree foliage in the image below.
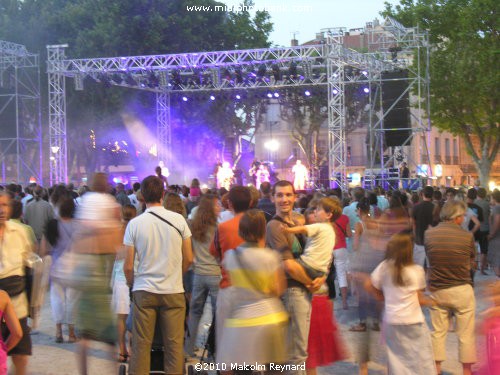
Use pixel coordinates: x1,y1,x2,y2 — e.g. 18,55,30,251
382,0,499,185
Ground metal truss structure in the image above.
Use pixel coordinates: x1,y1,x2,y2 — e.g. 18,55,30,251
0,41,42,185
47,17,428,189
47,45,69,185
364,18,431,188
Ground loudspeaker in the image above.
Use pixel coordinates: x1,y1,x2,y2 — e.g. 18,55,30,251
382,70,411,147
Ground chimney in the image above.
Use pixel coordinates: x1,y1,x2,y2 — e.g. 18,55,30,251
291,39,299,47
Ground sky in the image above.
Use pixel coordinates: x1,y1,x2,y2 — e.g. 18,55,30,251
222,0,400,46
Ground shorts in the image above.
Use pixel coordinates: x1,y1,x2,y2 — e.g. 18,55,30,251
1,317,32,356
476,231,489,254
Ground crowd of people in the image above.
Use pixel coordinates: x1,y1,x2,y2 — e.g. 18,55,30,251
0,175,498,374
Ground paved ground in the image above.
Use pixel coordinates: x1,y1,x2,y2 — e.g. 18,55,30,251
16,272,498,374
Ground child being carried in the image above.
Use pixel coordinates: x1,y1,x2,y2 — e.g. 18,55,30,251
284,197,341,279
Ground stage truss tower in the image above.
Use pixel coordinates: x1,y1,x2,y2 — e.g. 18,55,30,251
365,18,431,186
46,18,428,189
0,41,42,185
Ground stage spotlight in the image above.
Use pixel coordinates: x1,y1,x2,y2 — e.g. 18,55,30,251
147,71,160,88
182,96,188,102
304,90,311,96
361,70,368,76
289,62,298,78
124,73,137,86
97,73,111,88
332,89,339,95
257,64,267,78
273,92,280,98
272,64,281,81
210,95,215,101
363,87,370,93
235,94,241,100
111,73,123,84
267,92,273,98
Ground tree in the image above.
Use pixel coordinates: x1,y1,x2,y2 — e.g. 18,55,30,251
278,88,328,182
382,0,499,186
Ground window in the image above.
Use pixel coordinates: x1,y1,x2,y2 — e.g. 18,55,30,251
445,138,450,164
434,137,441,163
453,139,458,164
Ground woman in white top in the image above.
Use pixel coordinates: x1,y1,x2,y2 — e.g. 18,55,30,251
367,232,436,375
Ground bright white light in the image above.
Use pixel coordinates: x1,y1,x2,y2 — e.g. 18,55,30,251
235,94,241,100
363,87,370,93
182,96,188,102
332,89,339,95
267,92,273,98
273,92,280,98
210,95,215,100
264,139,280,151
51,146,60,154
304,90,311,96
361,70,368,76
489,181,496,191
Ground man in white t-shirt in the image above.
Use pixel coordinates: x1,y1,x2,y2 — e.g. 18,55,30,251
124,176,193,375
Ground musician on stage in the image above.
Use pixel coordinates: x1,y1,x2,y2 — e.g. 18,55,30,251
217,161,234,190
292,159,308,191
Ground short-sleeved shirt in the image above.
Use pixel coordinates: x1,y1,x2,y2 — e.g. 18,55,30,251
424,221,475,290
266,216,305,289
333,215,349,250
412,200,435,245
300,223,336,273
474,198,490,231
343,201,360,232
209,213,244,289
0,221,32,318
371,260,425,325
123,206,191,294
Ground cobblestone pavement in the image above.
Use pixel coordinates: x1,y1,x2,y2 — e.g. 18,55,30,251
20,272,497,374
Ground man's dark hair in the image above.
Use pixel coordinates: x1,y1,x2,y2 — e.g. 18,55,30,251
59,197,76,219
141,176,164,203
433,190,442,201
423,186,434,199
10,199,23,220
133,182,141,192
259,181,272,196
446,188,456,197
467,188,477,200
228,186,251,214
271,180,295,196
352,187,365,202
477,187,487,199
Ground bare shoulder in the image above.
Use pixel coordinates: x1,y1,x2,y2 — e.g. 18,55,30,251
0,290,9,309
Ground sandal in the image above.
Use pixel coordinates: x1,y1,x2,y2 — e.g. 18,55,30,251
118,353,129,363
349,322,367,332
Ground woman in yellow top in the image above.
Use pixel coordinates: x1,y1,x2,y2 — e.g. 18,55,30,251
218,209,288,369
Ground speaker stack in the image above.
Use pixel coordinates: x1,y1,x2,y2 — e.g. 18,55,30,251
381,70,411,147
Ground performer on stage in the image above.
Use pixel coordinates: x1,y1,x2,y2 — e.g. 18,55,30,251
399,162,410,190
217,161,234,190
248,159,260,187
292,159,309,190
155,165,169,188
255,164,270,190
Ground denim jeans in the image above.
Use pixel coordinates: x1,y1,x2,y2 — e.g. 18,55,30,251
283,286,312,375
184,274,220,356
